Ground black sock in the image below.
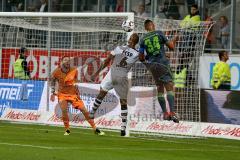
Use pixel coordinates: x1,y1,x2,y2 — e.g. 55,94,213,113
92,98,102,112
121,104,127,131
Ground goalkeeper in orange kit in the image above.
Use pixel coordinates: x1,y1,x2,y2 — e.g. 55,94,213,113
50,56,105,136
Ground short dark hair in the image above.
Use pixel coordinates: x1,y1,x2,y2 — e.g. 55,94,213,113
191,4,198,9
144,19,153,26
19,47,27,54
218,51,226,60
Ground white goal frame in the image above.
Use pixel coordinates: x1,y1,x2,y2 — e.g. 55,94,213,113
0,12,216,139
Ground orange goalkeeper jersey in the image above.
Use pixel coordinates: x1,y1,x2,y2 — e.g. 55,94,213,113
52,67,78,95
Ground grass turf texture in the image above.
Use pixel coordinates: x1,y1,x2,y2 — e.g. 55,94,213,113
0,121,239,160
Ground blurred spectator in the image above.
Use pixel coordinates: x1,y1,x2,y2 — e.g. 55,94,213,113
175,0,188,19
14,47,30,80
38,0,48,24
217,16,230,49
115,0,124,12
136,3,149,18
6,0,25,12
83,0,98,12
208,0,218,4
39,0,48,12
186,0,195,14
16,0,25,11
37,0,48,48
50,0,61,12
175,4,201,89
105,0,117,12
221,0,231,6
180,4,200,27
6,0,18,12
161,0,180,20
205,17,214,53
27,0,41,12
204,9,215,53
211,51,231,90
60,0,73,12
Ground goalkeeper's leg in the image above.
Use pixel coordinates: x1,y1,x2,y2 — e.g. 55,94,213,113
72,96,105,135
59,100,71,135
90,88,108,119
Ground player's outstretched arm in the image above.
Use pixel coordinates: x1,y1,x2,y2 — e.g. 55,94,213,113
91,53,114,82
138,39,146,63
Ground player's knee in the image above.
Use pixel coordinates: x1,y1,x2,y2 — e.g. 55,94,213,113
167,91,174,96
120,99,127,105
59,101,68,109
61,108,68,114
157,92,165,100
120,100,127,110
97,89,108,100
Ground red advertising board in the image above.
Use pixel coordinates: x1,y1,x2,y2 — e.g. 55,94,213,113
1,48,108,82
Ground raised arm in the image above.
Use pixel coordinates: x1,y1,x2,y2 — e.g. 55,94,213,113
91,52,114,82
139,39,146,62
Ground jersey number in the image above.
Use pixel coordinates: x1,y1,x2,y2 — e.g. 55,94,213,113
144,36,161,55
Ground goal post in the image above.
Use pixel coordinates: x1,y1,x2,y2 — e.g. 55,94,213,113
0,12,134,123
130,17,214,137
0,12,214,138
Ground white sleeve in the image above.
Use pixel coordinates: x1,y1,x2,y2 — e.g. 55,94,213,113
111,46,122,56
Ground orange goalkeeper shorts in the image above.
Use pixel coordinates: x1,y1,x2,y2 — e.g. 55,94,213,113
58,93,85,110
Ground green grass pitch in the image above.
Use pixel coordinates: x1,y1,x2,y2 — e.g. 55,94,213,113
0,121,239,160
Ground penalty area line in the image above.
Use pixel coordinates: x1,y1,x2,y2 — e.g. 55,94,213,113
0,142,239,153
1,124,240,150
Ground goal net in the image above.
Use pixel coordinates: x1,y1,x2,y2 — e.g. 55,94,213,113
0,12,213,138
0,12,132,123
130,17,214,137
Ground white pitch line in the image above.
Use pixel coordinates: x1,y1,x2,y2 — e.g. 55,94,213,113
0,142,54,150
1,124,240,150
0,142,239,153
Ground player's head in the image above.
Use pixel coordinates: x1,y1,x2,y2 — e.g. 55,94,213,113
19,47,27,59
218,51,229,62
144,19,155,32
61,56,70,69
128,33,139,47
190,4,199,16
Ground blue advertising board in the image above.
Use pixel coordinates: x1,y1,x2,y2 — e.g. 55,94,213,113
0,79,44,116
